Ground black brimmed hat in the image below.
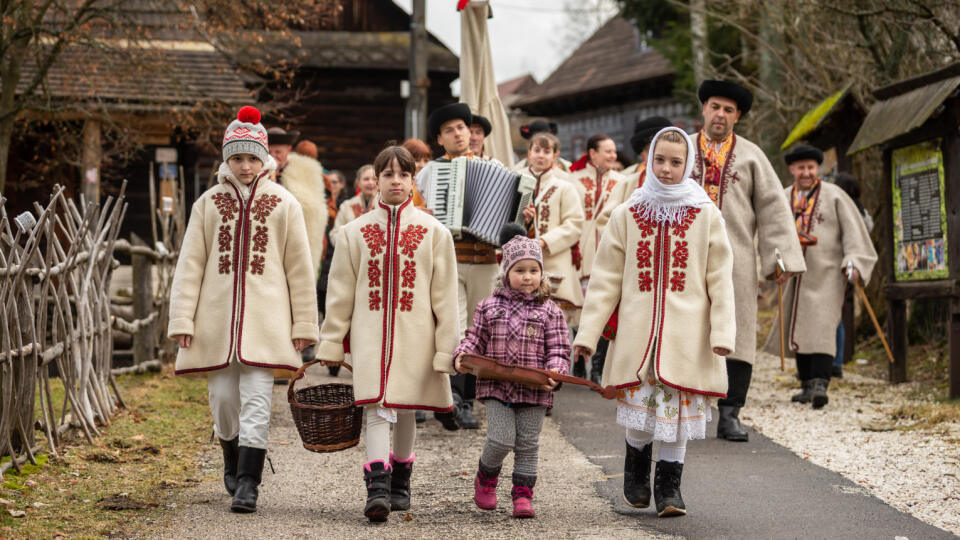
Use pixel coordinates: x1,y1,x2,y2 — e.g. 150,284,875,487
698,80,753,115
472,114,492,136
630,116,673,154
429,103,472,139
520,119,559,139
784,144,824,165
266,126,300,146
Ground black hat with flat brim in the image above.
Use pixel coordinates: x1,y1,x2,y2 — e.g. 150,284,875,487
698,80,753,115
520,119,559,139
784,144,824,165
429,103,472,139
630,116,673,154
472,114,492,136
266,127,300,146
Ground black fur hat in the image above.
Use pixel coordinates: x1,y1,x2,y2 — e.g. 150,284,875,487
499,222,528,247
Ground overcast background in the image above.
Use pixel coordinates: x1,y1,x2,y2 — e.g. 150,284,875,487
392,0,619,92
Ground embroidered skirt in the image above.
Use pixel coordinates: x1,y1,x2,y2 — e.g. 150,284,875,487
615,377,713,443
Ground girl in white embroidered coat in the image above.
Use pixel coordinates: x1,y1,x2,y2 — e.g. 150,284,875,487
573,127,736,518
167,106,319,514
316,146,459,522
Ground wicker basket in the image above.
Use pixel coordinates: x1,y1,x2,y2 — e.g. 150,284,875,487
288,360,363,452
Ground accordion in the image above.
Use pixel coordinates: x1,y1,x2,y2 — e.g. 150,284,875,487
426,157,536,246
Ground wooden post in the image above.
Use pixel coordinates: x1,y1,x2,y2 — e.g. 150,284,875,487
81,119,101,205
406,0,428,141
888,298,908,383
951,297,960,398
131,233,154,367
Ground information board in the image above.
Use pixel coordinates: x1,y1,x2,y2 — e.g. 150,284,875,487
892,140,949,281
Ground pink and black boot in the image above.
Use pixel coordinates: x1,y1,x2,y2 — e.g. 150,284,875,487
363,460,392,522
389,452,414,511
511,473,536,518
474,460,500,510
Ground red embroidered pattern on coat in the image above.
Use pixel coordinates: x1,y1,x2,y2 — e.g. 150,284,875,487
401,260,417,288
636,240,652,268
398,225,427,258
252,226,269,253
670,270,686,292
631,207,656,238
638,270,653,292
584,193,594,220
369,290,382,311
671,207,700,238
537,186,557,235
250,194,281,224
218,254,231,274
217,225,232,252
672,241,688,268
250,254,266,275
212,193,238,223
361,224,386,256
399,291,414,312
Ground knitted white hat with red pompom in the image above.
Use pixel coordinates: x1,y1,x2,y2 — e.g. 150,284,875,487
222,106,269,163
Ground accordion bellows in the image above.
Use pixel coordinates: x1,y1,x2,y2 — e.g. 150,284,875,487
426,157,536,246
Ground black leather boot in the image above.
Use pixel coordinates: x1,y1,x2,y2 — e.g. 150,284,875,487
415,410,426,423
458,399,479,429
230,446,266,513
791,380,813,404
716,405,749,442
327,364,341,377
653,461,686,517
218,436,239,496
590,338,608,385
572,358,586,379
363,461,391,522
434,392,462,431
389,453,414,511
810,378,830,409
622,441,652,508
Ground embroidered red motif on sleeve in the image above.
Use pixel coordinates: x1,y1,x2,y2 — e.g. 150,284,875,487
672,241,688,268
250,194,281,224
398,225,427,257
212,193,238,223
361,224,386,256
670,270,686,292
250,254,266,275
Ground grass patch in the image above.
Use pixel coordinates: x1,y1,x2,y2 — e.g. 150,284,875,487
887,402,960,431
0,366,211,538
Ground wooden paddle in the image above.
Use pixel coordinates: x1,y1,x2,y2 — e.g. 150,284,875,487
459,354,617,399
775,248,786,371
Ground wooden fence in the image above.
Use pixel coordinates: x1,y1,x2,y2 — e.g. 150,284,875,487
0,181,182,476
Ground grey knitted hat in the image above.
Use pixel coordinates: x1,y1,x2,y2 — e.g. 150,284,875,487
222,106,270,163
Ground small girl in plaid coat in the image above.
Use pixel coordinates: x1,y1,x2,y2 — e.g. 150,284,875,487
453,223,571,519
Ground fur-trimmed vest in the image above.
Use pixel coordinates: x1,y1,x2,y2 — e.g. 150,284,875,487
168,161,319,374
278,152,328,278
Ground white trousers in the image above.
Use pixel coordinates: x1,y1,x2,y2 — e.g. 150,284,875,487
207,361,275,449
457,262,498,339
364,405,416,463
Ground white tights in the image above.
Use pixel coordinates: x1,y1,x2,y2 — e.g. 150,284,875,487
625,428,688,463
364,406,417,463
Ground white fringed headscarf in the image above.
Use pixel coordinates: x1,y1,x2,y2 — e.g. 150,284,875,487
627,127,713,225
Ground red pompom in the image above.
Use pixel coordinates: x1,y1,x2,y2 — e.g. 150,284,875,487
237,106,261,124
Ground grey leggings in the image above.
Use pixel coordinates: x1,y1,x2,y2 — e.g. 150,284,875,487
479,400,546,477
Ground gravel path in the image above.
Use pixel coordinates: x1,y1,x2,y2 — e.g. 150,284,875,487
745,352,960,535
142,369,671,539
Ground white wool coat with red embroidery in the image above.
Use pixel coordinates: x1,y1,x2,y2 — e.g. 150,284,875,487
574,202,736,397
330,193,375,245
316,198,459,412
168,166,320,374
531,169,584,309
690,133,806,365
764,182,877,357
571,163,625,279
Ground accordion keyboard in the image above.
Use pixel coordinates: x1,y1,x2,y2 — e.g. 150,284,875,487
427,158,466,237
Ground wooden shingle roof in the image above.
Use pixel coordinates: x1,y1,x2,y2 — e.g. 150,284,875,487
513,15,672,112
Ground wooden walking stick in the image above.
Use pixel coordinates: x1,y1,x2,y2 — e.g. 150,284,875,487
847,261,895,364
775,248,786,371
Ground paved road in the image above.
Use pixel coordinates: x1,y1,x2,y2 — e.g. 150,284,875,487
551,385,955,539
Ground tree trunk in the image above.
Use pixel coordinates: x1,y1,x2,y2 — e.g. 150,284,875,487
690,0,708,82
0,114,14,195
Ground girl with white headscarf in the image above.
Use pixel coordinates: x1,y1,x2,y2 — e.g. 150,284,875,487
573,127,736,518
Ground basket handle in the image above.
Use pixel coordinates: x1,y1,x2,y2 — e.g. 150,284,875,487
287,359,353,404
